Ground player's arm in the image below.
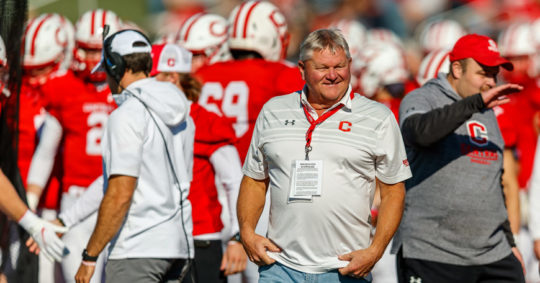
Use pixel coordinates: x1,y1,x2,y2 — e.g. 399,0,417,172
211,145,243,237
26,114,63,210
237,175,279,266
58,176,104,229
338,180,405,278
0,169,67,261
210,145,247,275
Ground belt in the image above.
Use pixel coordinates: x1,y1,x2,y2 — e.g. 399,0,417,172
193,239,221,248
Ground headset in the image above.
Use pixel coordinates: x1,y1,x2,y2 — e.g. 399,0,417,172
102,25,195,282
102,25,152,83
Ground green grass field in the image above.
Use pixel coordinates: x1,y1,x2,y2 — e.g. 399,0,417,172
30,0,149,33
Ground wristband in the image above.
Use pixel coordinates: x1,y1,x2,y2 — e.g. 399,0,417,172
82,249,98,262
82,260,96,267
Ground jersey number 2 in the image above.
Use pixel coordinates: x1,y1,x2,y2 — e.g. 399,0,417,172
86,112,108,155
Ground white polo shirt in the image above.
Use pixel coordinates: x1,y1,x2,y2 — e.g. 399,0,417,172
102,78,195,259
243,85,411,273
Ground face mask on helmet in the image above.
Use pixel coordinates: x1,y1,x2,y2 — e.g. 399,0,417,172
73,47,106,82
23,63,60,88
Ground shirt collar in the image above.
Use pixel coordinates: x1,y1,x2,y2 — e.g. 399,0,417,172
299,84,354,112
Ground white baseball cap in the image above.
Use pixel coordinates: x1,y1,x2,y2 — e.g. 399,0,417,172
150,43,192,76
92,29,151,73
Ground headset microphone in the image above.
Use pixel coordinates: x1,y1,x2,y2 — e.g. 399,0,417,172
102,24,110,40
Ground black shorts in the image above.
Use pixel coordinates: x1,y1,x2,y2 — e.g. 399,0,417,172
396,248,524,283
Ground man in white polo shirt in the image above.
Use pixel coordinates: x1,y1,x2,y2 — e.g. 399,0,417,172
74,29,195,283
237,29,412,282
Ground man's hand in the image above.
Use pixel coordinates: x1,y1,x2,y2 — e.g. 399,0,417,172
241,232,281,266
512,246,526,276
338,247,381,279
18,210,69,261
481,84,523,108
221,241,248,275
75,262,96,283
26,218,67,253
534,240,540,260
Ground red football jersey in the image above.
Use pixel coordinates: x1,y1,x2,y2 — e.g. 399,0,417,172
495,81,540,189
188,102,237,236
17,83,63,209
195,59,305,161
41,71,115,193
17,84,47,186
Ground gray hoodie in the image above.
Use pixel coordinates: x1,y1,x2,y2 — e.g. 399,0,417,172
391,74,511,265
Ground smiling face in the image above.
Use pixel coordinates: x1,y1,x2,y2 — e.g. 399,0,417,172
299,47,351,107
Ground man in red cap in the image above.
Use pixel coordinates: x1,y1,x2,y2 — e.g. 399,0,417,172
391,34,526,282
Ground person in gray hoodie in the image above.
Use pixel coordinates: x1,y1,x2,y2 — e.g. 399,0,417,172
392,34,525,282
74,29,195,283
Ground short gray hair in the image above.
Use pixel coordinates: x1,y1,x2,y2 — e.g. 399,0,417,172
298,29,351,62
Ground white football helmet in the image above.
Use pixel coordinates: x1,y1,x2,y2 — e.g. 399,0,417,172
177,13,231,66
419,20,466,53
357,43,408,98
328,19,367,74
416,49,450,86
498,22,535,57
367,28,402,47
228,0,289,61
73,9,122,82
75,9,122,49
23,13,69,68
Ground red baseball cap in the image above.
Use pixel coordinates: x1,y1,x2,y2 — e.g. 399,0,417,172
449,34,513,71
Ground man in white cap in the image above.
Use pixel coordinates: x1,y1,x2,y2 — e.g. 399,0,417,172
74,29,195,283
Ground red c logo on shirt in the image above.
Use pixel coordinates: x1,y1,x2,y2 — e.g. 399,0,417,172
339,121,352,132
467,121,488,147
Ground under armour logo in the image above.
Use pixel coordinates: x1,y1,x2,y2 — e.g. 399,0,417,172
409,276,422,283
284,120,295,126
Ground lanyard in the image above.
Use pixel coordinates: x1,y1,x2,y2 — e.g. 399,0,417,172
301,91,352,160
